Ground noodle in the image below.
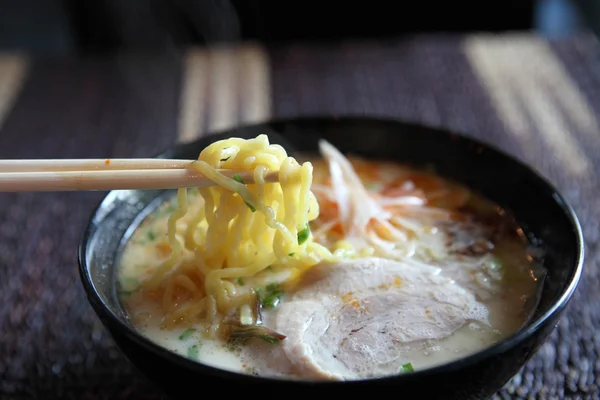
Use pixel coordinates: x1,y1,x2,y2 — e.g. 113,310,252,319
143,134,338,332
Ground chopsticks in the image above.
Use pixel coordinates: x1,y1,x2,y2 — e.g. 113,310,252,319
0,159,278,192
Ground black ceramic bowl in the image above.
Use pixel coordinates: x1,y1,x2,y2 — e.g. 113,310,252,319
78,117,584,399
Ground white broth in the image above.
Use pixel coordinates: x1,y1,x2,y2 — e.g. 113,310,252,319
118,159,543,380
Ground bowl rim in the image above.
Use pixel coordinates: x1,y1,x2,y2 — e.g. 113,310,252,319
78,115,585,385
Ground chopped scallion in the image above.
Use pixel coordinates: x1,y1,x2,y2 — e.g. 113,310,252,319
258,283,283,308
187,345,199,359
262,293,280,308
400,362,414,373
236,277,245,286
231,174,256,211
232,174,244,184
179,328,196,340
244,201,256,212
297,223,310,245
259,335,279,344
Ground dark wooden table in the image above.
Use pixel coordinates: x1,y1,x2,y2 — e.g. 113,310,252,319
0,33,599,399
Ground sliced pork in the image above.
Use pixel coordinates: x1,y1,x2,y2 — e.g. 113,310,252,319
273,257,489,380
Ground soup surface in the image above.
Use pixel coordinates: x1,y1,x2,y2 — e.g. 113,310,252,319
118,155,543,380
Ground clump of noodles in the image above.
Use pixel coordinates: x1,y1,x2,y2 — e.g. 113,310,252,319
143,134,338,336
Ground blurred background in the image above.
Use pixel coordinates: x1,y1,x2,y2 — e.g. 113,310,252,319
0,0,598,55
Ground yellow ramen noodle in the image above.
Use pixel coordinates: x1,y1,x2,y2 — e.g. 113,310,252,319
143,134,338,333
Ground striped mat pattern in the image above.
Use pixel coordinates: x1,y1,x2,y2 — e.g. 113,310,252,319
0,34,598,399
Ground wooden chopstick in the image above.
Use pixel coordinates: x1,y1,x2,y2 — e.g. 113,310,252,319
0,159,278,192
0,158,196,172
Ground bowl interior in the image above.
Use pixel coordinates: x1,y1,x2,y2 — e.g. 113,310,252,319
80,116,583,379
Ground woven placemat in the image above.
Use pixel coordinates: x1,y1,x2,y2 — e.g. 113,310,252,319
0,34,598,399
